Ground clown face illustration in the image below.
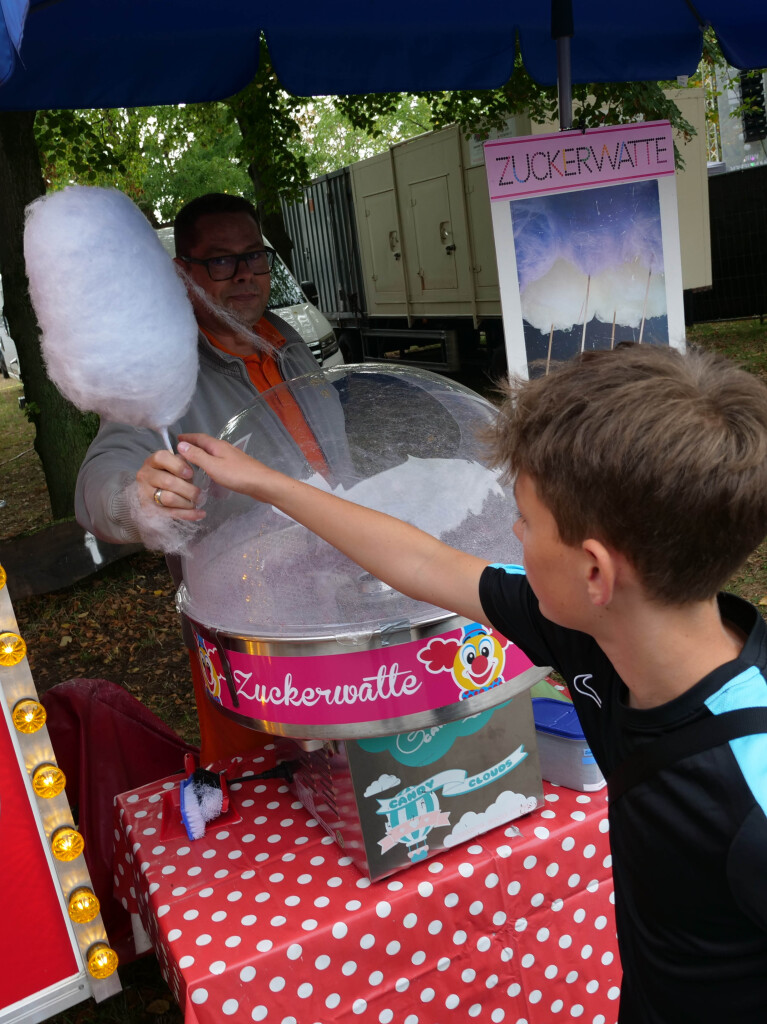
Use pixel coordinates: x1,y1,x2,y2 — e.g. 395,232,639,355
453,624,506,697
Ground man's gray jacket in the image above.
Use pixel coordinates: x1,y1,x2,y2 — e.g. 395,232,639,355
75,312,347,545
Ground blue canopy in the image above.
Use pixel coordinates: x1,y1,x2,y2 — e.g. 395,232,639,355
0,1,765,110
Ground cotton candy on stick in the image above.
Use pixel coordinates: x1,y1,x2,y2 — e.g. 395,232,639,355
24,186,199,449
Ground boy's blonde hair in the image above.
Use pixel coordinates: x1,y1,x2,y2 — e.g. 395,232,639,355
490,344,767,604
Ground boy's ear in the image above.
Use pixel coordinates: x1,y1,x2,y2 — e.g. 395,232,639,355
581,538,618,607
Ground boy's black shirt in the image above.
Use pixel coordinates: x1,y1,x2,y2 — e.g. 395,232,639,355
480,566,767,1024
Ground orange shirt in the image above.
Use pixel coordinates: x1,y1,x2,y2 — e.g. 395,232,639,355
194,319,327,762
201,319,327,474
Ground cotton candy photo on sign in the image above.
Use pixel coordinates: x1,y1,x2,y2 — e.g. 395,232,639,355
24,186,199,444
510,179,668,372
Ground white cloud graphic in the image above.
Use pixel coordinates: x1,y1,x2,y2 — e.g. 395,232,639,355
364,773,401,798
442,789,539,847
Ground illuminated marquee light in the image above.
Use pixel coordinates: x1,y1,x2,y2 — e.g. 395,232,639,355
86,943,119,980
0,630,27,667
67,887,100,924
0,563,6,589
12,698,47,734
51,826,85,861
32,762,67,798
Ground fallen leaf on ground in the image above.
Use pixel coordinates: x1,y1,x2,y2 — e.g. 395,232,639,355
59,635,73,647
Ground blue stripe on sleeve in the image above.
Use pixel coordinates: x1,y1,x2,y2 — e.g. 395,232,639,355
705,666,767,816
488,563,526,575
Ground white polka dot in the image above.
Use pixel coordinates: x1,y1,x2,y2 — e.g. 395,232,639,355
559,934,573,949
521,953,535,968
571,810,586,821
179,955,195,969
298,983,313,999
437,957,450,971
168,929,182,941
325,993,341,1009
209,961,226,976
523,855,537,869
156,904,170,917
486,974,499,989
315,954,331,969
551,898,564,912
171,887,187,897
302,919,318,931
566,970,578,983
581,945,593,959
570,1004,584,1017
507,983,521,997
212,911,227,922
369,971,383,986
593,1016,606,1024
568,873,581,888
536,928,550,942
534,827,550,840
256,940,273,953
352,999,367,1014
346,899,362,911
545,965,558,979
251,1007,267,1021
360,934,375,949
586,980,599,994
531,893,545,907
583,843,596,858
561,836,575,851
241,966,256,982
551,999,564,1012
469,1004,483,1017
271,916,287,927
286,943,303,960
376,901,392,918
458,862,474,878
227,890,243,902
461,968,476,983
418,881,433,897
379,1011,394,1024
469,900,483,915
428,919,443,934
493,911,507,926
183,909,199,921
515,918,528,932
595,915,608,930
573,908,586,924
420,988,435,1003
599,818,610,833
491,1010,505,1022
269,976,286,992
152,845,166,855
477,936,491,952
453,930,468,945
508,881,521,896
446,995,460,1009
602,951,615,966
603,854,613,869
332,921,348,939
199,887,214,898
444,892,459,908
496,845,512,858
342,961,358,976
546,862,560,877
412,951,427,966
403,913,418,928
529,990,542,1003
195,934,212,947
395,977,410,992
191,988,208,1004
241,914,257,926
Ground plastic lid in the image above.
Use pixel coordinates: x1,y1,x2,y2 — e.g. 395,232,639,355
532,697,585,739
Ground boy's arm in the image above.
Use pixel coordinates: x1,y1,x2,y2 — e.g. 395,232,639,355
178,434,490,625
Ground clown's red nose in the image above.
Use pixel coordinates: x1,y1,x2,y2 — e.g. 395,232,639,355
471,655,489,674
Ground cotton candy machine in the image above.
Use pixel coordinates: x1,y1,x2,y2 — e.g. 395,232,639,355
176,365,549,741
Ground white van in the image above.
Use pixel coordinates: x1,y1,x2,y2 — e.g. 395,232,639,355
156,226,343,369
0,278,21,379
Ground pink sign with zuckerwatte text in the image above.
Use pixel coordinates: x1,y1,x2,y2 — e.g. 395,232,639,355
193,621,537,728
484,121,675,202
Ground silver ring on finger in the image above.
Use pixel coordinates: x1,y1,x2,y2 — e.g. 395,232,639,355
153,488,165,507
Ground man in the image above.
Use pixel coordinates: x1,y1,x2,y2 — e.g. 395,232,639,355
75,192,340,760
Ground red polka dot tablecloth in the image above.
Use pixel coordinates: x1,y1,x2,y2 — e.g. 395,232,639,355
113,748,621,1024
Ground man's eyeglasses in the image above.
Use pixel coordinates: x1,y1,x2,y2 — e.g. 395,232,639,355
179,248,276,281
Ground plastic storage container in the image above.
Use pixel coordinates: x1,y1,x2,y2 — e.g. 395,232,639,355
532,698,605,792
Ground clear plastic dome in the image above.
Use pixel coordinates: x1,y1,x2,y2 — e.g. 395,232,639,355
177,365,523,639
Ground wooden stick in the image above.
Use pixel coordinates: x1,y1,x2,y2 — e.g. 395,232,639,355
546,324,554,375
610,312,616,349
638,267,652,344
580,275,591,353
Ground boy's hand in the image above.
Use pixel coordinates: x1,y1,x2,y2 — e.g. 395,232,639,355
177,434,274,499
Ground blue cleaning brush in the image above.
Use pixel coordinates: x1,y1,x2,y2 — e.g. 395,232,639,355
179,767,225,841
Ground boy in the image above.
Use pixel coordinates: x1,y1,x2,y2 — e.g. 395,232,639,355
178,344,767,1024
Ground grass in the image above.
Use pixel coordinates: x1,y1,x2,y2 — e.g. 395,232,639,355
2,318,767,1022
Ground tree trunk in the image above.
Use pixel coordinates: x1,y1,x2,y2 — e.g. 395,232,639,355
0,111,98,521
248,162,294,273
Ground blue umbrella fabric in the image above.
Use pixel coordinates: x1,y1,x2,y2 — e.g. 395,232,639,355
0,0,766,110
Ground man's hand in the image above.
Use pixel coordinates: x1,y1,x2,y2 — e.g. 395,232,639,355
136,448,205,521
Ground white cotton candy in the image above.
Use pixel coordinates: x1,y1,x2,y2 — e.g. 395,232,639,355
24,186,198,430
